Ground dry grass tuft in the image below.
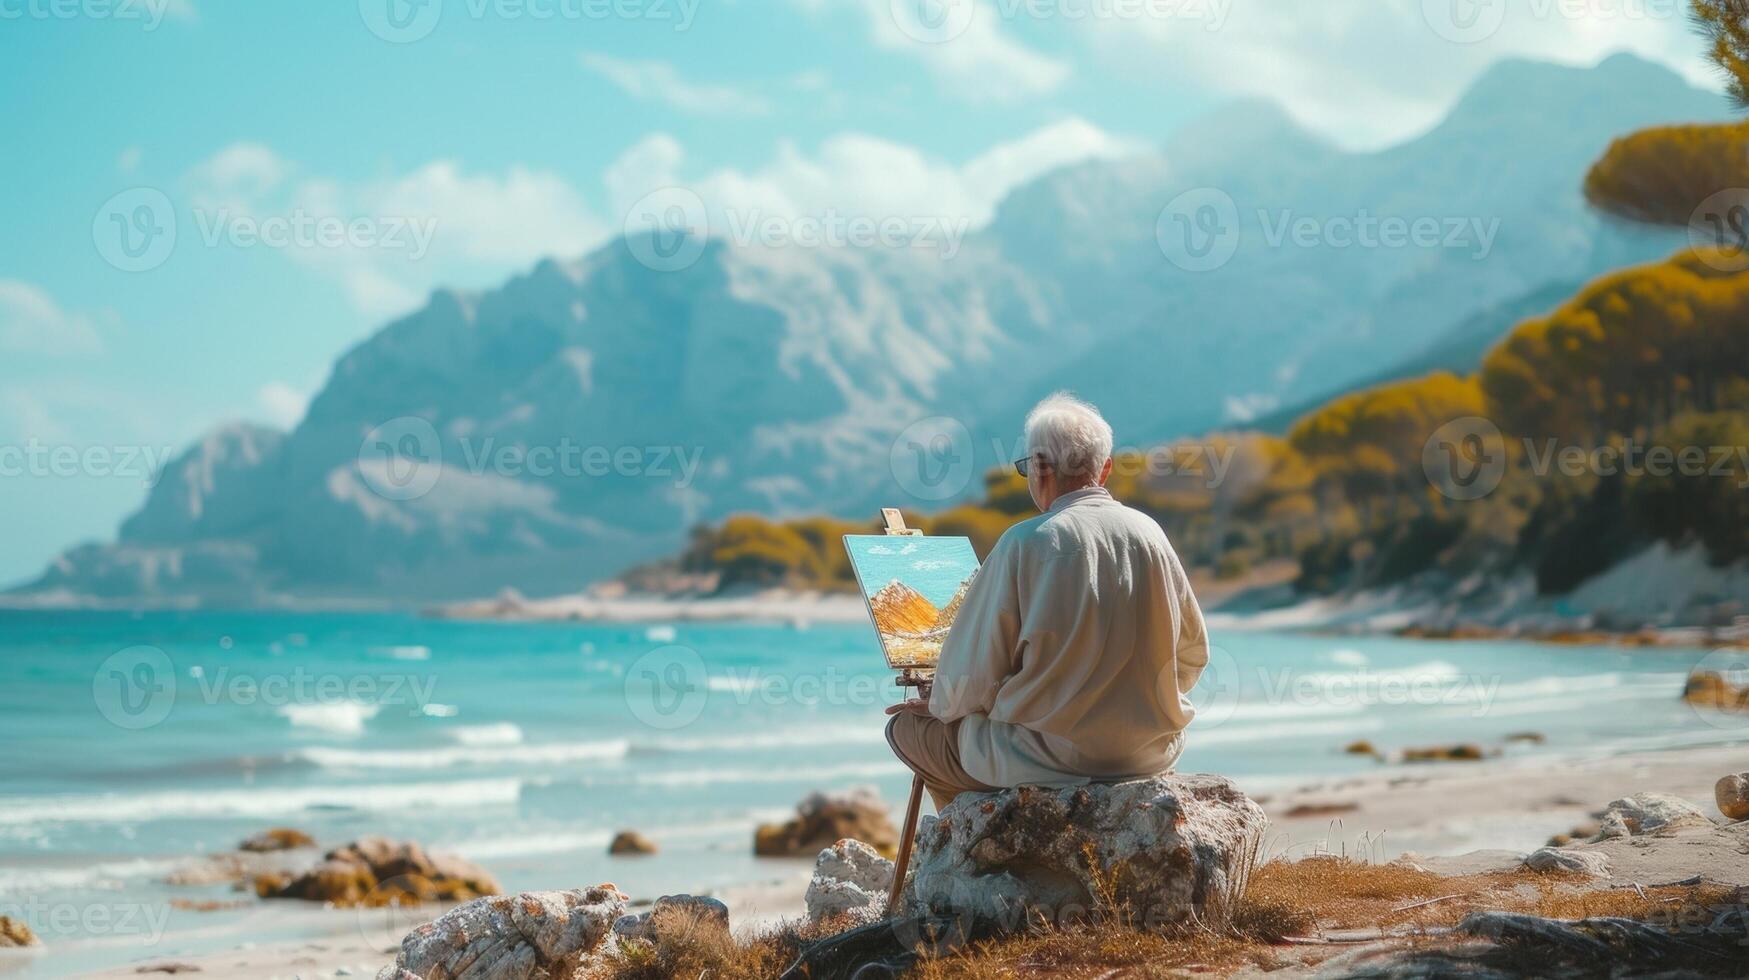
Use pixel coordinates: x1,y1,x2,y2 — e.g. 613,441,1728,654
583,906,828,980
584,863,1744,979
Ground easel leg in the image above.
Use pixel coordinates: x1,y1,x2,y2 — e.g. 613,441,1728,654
888,773,925,911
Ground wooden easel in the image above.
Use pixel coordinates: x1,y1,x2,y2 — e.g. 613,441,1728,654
881,508,931,912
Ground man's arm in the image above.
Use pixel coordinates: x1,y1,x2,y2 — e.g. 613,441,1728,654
929,535,1023,722
1175,574,1210,696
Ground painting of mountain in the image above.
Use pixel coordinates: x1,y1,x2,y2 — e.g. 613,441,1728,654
846,535,981,669
9,54,1734,605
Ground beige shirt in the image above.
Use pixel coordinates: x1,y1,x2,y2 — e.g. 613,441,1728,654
928,486,1209,787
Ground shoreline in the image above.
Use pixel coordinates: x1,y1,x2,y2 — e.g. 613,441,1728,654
51,739,1749,978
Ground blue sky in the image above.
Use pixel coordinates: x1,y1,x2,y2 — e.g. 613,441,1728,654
0,0,1718,586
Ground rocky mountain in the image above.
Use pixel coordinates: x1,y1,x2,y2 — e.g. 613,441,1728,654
939,571,977,625
12,55,1734,604
868,580,939,636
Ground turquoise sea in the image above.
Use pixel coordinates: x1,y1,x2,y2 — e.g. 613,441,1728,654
1,610,1745,976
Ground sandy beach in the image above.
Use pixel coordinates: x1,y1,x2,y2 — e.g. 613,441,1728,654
50,740,1745,979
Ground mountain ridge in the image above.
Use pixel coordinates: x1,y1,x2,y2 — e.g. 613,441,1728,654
12,54,1734,605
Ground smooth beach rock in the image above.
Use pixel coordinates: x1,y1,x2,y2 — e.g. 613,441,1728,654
0,915,39,947
264,836,500,907
904,774,1267,930
607,831,658,856
805,839,895,924
1716,773,1749,821
611,894,729,943
1682,671,1749,711
1401,743,1486,762
755,787,898,859
1597,792,1715,839
1523,846,1611,877
378,886,626,980
238,827,315,852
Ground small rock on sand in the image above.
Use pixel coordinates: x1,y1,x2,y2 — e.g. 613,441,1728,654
755,787,898,859
378,886,626,980
0,915,40,947
1401,744,1486,762
607,831,658,856
1598,792,1716,839
612,894,729,943
1682,671,1749,712
239,828,315,852
805,839,894,924
1523,846,1611,877
1716,773,1749,821
260,836,500,907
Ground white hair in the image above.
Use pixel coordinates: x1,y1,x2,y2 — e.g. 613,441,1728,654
1024,392,1113,485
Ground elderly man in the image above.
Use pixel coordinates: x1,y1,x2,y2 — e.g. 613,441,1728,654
885,393,1210,808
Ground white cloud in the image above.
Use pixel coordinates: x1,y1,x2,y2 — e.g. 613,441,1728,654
0,280,105,357
185,145,606,318
183,115,1140,319
1075,0,1717,150
581,53,772,115
257,381,310,429
799,0,1069,102
604,116,1143,233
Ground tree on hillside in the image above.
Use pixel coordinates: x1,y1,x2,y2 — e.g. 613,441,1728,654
1581,2,1749,224
1288,372,1486,527
1584,122,1749,225
1480,253,1749,443
1694,0,1749,108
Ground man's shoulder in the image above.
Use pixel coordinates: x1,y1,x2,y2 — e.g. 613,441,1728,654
993,512,1055,554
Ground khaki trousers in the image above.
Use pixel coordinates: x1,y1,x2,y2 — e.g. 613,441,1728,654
885,712,999,810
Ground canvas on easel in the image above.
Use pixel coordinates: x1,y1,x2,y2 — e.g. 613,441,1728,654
844,531,981,671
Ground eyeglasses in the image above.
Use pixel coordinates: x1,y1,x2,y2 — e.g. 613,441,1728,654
1013,454,1048,477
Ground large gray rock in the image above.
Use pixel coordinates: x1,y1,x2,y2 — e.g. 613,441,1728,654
377,885,626,980
904,775,1266,930
805,838,894,925
1597,792,1715,839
